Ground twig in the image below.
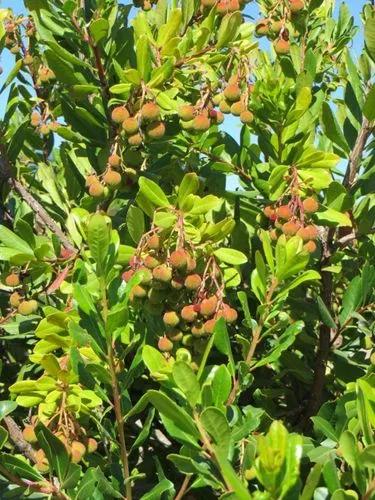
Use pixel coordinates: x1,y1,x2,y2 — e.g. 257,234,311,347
3,416,37,463
343,117,373,188
174,475,192,500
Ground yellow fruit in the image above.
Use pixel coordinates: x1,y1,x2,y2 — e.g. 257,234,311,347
23,425,37,443
231,101,246,116
200,296,218,317
141,102,160,121
282,221,300,236
18,300,38,315
255,19,270,36
128,133,143,146
31,111,41,127
181,305,198,323
23,54,34,65
71,441,86,464
103,169,122,187
219,100,232,114
178,105,195,121
39,124,50,135
224,84,241,102
146,121,166,139
10,292,21,308
192,115,211,131
87,438,98,453
169,249,188,269
240,110,254,124
89,181,105,197
158,336,173,352
290,0,304,13
304,240,317,253
122,117,139,135
303,197,319,213
111,106,129,123
5,273,20,287
163,311,180,327
108,153,121,168
274,39,290,55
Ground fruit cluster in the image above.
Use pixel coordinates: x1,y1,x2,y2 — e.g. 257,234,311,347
22,417,98,471
123,232,238,355
112,102,165,145
264,196,319,253
3,17,22,54
178,102,224,132
133,0,158,10
4,272,39,316
255,0,306,55
214,78,254,124
30,110,59,136
200,0,243,15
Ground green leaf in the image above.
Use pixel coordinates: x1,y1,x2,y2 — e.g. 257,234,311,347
89,18,109,44
316,208,352,227
178,173,200,208
142,345,171,377
0,400,17,420
339,276,362,325
317,296,337,330
188,195,222,215
200,407,231,455
365,11,375,62
331,490,358,500
300,463,323,500
0,59,23,94
311,416,338,442
213,248,247,265
138,177,170,207
126,205,145,244
0,225,34,256
359,444,375,469
321,102,349,154
217,12,242,49
125,390,199,439
277,270,321,298
140,478,174,499
0,453,44,481
87,214,111,277
136,34,152,82
157,9,182,46
214,447,252,499
173,361,200,408
211,365,232,406
35,423,70,482
213,318,235,376
363,85,375,121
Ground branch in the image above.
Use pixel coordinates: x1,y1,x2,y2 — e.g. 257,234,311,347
343,117,373,188
3,416,37,463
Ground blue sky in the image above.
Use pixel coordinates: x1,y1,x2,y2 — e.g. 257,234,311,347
0,0,365,133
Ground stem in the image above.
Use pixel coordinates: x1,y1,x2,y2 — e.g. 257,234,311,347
101,278,132,500
3,416,37,463
174,475,192,500
343,117,373,188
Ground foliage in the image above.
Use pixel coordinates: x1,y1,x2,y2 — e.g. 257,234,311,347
0,0,374,498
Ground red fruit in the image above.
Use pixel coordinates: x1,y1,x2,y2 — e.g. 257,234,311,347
282,221,300,236
290,0,304,13
158,336,173,352
184,274,202,290
5,273,20,287
148,234,160,250
122,269,134,282
178,105,195,121
144,255,160,269
297,225,318,241
274,39,290,55
276,205,293,219
153,265,172,282
303,197,319,213
111,106,129,123
304,240,317,253
141,102,160,121
163,311,180,327
146,121,166,139
193,114,211,131
264,206,275,219
181,305,198,323
169,249,188,269
224,84,241,102
200,296,218,317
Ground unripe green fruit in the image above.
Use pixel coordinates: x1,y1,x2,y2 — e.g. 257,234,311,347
103,169,122,187
18,300,38,315
31,111,41,127
39,124,50,135
274,39,290,55
231,101,245,116
255,19,270,36
182,334,194,345
282,221,300,236
200,296,218,317
181,305,198,323
180,119,194,130
139,267,153,284
276,204,293,219
184,274,202,290
128,133,143,146
148,234,160,250
146,121,165,139
303,197,319,213
224,84,241,102
123,149,143,167
108,153,121,168
87,438,98,453
212,94,223,105
163,311,180,327
167,329,183,342
71,441,86,464
304,240,317,253
23,425,37,443
178,105,195,121
144,255,160,269
193,114,211,131
270,20,283,33
297,225,318,241
148,288,167,304
10,292,21,308
169,249,188,269
111,106,129,123
290,0,304,13
240,110,254,124
219,100,232,114
5,273,20,287
122,117,139,135
153,265,172,282
141,102,160,121
158,336,173,352
89,181,104,197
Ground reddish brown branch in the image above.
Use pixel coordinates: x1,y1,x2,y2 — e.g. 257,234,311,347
3,416,37,463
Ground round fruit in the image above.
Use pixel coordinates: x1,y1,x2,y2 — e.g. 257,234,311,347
128,133,143,146
141,102,160,121
184,274,202,290
282,221,300,236
263,206,275,219
276,205,293,219
163,311,180,327
297,225,318,241
71,441,86,464
169,249,188,269
222,305,238,323
39,124,50,135
111,106,129,123
18,300,38,315
153,265,172,282
148,234,160,250
89,181,105,197
240,110,254,124
132,285,147,298
203,318,217,334
191,323,204,337
290,0,304,13
166,329,183,342
87,438,98,453
103,169,122,187
5,273,20,287
200,296,218,317
9,292,21,308
30,111,41,127
219,100,232,114
231,101,245,116
108,153,121,168
122,269,134,282
122,117,139,135
274,39,290,55
255,19,270,36
144,255,160,269
181,305,198,323
223,84,241,102
304,240,317,253
158,336,174,352
85,175,97,187
171,278,184,290
146,121,166,139
23,425,37,443
303,197,319,213
178,105,195,121
193,114,211,131
270,20,283,33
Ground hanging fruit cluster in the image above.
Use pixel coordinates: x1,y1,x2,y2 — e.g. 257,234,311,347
255,0,306,55
214,77,254,124
30,110,59,136
3,271,39,316
178,101,224,132
264,195,320,253
200,0,244,15
112,102,165,145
